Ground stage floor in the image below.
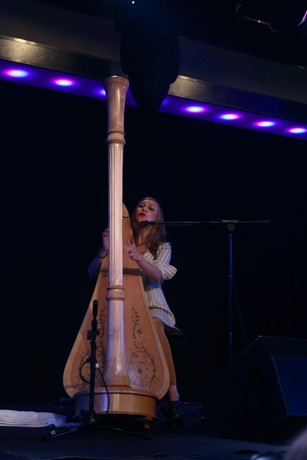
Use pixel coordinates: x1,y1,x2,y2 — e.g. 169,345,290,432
0,401,293,460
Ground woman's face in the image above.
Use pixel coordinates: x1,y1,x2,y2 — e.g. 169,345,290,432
136,198,159,225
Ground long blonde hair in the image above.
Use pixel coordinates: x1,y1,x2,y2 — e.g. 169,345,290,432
131,197,167,259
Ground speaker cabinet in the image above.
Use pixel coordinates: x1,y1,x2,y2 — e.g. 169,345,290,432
201,336,307,440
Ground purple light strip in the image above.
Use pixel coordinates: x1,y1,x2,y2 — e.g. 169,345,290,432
1,59,307,140
159,97,307,139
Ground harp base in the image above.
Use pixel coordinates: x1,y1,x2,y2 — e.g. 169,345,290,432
74,387,157,419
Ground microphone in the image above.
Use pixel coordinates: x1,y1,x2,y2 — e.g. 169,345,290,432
140,219,271,227
92,300,98,317
140,220,157,227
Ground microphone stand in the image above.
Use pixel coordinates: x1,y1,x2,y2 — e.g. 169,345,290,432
146,218,270,365
85,299,100,425
44,300,100,440
143,219,270,226
227,223,235,366
45,300,151,441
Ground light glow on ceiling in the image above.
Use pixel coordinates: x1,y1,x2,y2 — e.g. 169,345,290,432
288,127,307,134
53,78,75,87
1,59,307,140
4,69,29,78
219,113,241,121
255,121,276,128
184,105,207,114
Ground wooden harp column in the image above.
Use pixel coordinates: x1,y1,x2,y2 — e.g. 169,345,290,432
104,76,130,387
63,76,169,419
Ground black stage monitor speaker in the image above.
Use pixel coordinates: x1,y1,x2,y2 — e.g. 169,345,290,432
201,336,307,440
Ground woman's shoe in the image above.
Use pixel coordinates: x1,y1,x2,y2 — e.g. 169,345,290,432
167,401,183,429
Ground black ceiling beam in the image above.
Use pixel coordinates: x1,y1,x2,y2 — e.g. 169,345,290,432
1,0,307,122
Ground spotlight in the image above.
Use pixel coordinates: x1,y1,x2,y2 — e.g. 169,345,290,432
267,0,307,30
236,0,307,30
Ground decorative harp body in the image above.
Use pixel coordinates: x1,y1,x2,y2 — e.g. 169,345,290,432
63,76,169,419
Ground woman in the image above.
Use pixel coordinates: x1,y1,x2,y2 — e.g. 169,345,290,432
88,197,183,428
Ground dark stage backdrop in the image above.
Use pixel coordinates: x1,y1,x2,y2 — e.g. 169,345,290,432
1,80,307,404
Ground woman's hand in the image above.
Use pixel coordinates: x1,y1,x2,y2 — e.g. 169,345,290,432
98,228,109,258
125,240,162,282
126,240,141,262
102,228,109,250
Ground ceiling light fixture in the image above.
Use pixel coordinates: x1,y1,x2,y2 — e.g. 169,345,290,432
1,59,306,140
